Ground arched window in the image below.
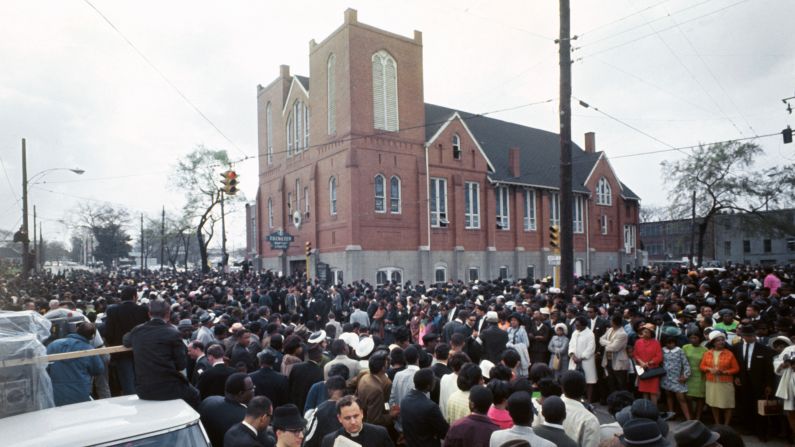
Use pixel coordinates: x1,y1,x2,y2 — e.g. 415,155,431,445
597,177,612,205
372,51,398,131
329,176,338,215
267,198,273,229
286,116,293,156
390,176,401,214
266,102,273,164
434,263,447,283
376,267,403,285
293,101,304,152
327,54,336,135
374,174,386,213
452,134,461,160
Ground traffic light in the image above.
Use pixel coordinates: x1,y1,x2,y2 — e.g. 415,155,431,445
220,170,239,195
549,225,559,250
305,241,312,256
784,126,792,144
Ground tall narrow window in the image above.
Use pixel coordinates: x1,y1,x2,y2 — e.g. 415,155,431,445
374,174,386,213
287,192,292,211
597,177,612,205
600,215,608,235
329,176,337,215
523,188,536,231
550,192,560,227
286,116,293,156
267,198,273,229
573,196,584,233
295,179,301,214
430,178,448,227
372,51,399,131
623,225,636,250
496,185,510,230
293,101,304,152
304,103,310,148
390,176,401,214
266,102,273,164
464,182,480,229
452,134,462,160
304,186,310,216
327,54,336,135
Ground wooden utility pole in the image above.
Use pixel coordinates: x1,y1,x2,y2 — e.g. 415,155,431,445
33,205,37,272
21,139,30,278
140,213,144,270
558,0,574,296
160,206,165,270
689,190,696,269
220,191,228,269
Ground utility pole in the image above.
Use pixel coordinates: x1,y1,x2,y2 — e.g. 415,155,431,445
20,139,30,278
689,190,696,269
220,191,228,270
140,213,144,271
39,223,43,270
33,205,37,272
558,0,574,296
160,206,165,270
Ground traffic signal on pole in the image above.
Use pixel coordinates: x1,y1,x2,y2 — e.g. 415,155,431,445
549,225,559,249
784,126,793,144
220,170,239,195
305,241,312,256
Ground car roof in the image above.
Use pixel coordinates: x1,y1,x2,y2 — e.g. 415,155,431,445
0,395,200,446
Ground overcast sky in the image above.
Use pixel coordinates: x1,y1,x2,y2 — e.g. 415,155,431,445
1,0,793,253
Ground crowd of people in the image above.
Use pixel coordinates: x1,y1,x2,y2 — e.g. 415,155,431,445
3,262,795,447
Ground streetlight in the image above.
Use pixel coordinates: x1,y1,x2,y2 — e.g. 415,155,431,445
18,138,85,277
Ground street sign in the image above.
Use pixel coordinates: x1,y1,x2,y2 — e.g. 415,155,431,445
316,262,331,286
547,255,561,265
266,230,294,250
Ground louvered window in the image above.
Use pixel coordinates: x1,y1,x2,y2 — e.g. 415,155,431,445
372,51,399,131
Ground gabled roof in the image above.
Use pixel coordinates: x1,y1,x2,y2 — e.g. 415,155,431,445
295,75,310,92
425,103,612,195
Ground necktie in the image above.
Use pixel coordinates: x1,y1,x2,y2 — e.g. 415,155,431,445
744,343,750,369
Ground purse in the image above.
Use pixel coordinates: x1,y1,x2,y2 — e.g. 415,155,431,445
758,398,783,416
552,353,561,370
639,366,667,379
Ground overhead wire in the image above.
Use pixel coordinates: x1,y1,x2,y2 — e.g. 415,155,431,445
577,0,676,38
82,0,249,158
0,156,20,200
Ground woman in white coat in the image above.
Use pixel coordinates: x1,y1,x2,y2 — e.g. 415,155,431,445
568,316,597,402
774,343,795,438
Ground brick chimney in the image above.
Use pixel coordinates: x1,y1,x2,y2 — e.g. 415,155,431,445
509,147,520,177
584,132,596,153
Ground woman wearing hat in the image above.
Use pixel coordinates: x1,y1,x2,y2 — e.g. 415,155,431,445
774,338,795,439
682,331,708,421
548,323,569,377
699,330,740,425
634,323,663,404
660,335,691,420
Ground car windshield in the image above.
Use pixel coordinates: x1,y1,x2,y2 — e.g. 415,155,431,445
106,423,208,447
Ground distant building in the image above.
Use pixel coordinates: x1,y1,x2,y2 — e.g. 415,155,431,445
248,9,641,284
640,209,795,266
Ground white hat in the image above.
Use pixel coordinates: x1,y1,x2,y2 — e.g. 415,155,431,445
479,359,495,379
548,287,561,294
708,330,726,342
308,330,327,344
554,323,568,335
485,311,499,323
505,301,515,309
340,332,359,350
532,284,542,290
355,337,376,358
539,307,551,315
618,288,630,296
388,344,400,352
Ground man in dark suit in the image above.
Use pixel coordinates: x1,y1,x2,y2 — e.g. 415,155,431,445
321,395,394,447
230,329,258,373
249,351,289,408
188,340,211,385
303,375,346,447
122,298,198,408
732,324,776,440
533,395,578,447
430,344,452,404
200,373,273,447
198,344,236,400
223,395,273,447
288,346,324,412
479,312,508,363
400,368,449,447
106,285,149,395
528,310,552,364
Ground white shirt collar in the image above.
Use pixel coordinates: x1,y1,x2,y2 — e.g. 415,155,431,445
241,421,258,436
543,422,565,430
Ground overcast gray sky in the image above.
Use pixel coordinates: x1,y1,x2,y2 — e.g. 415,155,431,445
1,0,793,252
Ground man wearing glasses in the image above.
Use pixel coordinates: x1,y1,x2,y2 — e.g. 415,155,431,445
272,404,306,447
224,396,274,447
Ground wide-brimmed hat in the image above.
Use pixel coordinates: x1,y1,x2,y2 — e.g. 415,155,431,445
355,337,375,358
708,330,726,342
308,330,326,344
272,404,305,431
619,418,670,447
769,335,793,348
673,420,720,447
340,332,359,350
177,319,193,331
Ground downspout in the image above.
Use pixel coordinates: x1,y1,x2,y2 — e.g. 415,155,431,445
585,194,591,276
425,143,432,282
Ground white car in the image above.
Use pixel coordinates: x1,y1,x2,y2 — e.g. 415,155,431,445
0,395,210,446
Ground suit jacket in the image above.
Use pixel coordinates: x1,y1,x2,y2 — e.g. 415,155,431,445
249,366,289,408
320,424,394,447
230,343,257,373
588,317,609,340
445,413,498,447
304,399,342,447
200,396,272,447
356,372,393,429
400,389,449,447
599,326,629,370
122,318,190,400
192,355,212,385
479,325,509,363
198,363,237,400
289,360,324,412
223,422,263,447
533,424,578,447
527,321,552,354
732,342,775,397
106,301,149,358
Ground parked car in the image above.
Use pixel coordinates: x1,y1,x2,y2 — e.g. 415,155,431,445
0,395,210,446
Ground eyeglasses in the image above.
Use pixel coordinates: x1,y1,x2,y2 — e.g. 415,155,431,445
284,428,304,436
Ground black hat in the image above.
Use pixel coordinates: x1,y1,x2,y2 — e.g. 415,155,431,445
737,324,756,336
272,404,305,431
619,418,670,447
673,420,720,447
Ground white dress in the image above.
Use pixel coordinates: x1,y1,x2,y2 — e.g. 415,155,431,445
568,327,597,384
775,345,795,411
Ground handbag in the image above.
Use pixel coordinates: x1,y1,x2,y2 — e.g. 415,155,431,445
639,366,667,379
758,398,783,416
552,353,561,370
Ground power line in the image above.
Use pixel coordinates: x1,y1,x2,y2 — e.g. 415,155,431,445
609,132,779,159
577,0,676,38
573,96,679,150
82,0,249,158
0,156,19,200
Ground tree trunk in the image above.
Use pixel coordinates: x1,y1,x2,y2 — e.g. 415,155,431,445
696,221,709,269
197,227,209,273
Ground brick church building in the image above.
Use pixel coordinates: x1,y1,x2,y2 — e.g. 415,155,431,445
248,9,640,285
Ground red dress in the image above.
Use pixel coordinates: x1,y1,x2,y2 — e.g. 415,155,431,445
634,338,663,394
